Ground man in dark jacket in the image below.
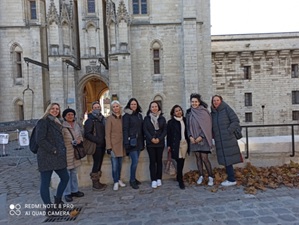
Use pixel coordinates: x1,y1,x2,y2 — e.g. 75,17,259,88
84,101,107,191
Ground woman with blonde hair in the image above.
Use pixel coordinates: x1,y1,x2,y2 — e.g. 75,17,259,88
105,100,126,191
35,103,69,216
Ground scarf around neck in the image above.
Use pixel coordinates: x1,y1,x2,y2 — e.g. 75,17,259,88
150,111,161,130
174,116,185,140
189,106,213,147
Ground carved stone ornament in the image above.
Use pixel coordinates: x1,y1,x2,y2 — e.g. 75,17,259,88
86,65,101,74
117,0,131,24
47,0,60,25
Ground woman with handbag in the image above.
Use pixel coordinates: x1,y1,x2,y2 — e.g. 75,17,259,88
143,101,167,189
211,95,243,187
123,98,144,189
186,93,214,186
167,105,189,189
105,100,126,191
62,108,84,202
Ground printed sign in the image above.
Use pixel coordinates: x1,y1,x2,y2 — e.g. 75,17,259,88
0,133,9,144
19,130,29,146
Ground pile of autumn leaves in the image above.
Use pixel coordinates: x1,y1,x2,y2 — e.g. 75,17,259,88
183,161,299,194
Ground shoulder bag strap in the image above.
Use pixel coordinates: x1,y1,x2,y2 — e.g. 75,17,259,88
67,127,75,140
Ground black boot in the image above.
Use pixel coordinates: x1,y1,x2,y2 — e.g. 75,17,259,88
45,203,56,217
54,196,65,210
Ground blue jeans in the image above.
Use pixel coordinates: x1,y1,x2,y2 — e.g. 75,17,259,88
226,164,235,182
111,155,123,183
129,150,140,182
40,168,69,204
63,168,79,195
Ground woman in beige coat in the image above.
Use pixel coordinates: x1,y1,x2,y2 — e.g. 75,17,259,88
105,100,126,191
62,108,84,202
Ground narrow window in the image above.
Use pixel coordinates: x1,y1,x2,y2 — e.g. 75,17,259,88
291,64,298,78
292,91,299,104
153,49,160,74
16,52,22,78
30,1,37,19
292,111,299,120
245,93,252,106
133,0,147,14
245,112,252,122
87,0,95,13
141,0,147,14
244,66,251,79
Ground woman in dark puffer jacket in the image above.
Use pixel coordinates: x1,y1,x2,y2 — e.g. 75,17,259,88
211,95,243,187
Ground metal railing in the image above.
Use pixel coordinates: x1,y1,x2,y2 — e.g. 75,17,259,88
242,124,299,159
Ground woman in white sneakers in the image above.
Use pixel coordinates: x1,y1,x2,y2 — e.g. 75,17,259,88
143,101,167,189
186,93,214,186
105,100,126,191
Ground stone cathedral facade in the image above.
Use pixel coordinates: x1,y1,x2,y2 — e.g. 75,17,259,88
1,0,299,131
0,0,212,123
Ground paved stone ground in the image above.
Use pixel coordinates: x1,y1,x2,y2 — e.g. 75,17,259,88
1,141,299,225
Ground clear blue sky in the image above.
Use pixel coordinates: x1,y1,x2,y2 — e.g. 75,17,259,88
211,0,299,35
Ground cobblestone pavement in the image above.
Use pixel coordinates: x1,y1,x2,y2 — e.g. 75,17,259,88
1,141,299,225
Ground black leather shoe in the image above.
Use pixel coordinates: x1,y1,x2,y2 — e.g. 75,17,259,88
135,179,141,185
71,191,84,197
64,195,73,202
179,182,185,190
130,181,139,189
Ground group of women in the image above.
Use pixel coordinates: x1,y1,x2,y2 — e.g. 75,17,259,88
34,93,242,216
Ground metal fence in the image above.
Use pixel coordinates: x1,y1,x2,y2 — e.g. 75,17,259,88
242,124,299,159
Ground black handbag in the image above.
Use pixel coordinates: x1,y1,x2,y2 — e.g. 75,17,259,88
234,127,243,140
67,128,86,160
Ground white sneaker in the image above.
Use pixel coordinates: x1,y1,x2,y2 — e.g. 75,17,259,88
157,179,162,187
221,180,237,187
118,180,126,187
113,182,119,191
208,177,214,186
197,176,203,185
151,181,157,189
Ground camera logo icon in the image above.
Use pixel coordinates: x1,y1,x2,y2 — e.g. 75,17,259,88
9,204,21,216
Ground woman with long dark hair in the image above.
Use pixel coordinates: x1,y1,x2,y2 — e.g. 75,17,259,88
167,105,189,189
123,98,144,189
186,93,214,186
143,101,167,189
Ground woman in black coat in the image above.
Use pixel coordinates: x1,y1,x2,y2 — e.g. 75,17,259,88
167,105,189,189
211,95,242,187
35,103,69,216
123,98,144,189
143,101,167,189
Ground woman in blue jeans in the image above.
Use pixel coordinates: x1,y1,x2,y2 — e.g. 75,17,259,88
123,98,144,189
61,108,84,202
143,101,167,189
105,100,126,191
35,103,69,216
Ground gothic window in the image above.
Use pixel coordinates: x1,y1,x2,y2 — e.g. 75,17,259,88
291,64,298,78
87,0,95,13
15,52,22,78
244,93,252,106
153,50,160,74
292,91,299,104
243,66,251,79
245,112,252,122
132,0,147,14
30,1,37,19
